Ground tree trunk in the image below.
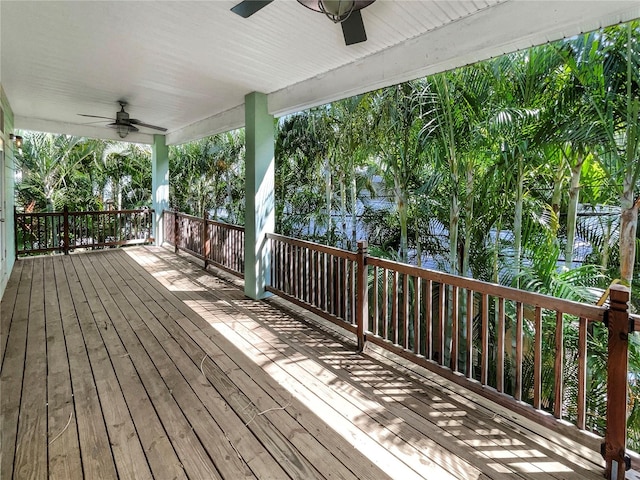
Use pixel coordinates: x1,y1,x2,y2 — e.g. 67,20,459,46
325,158,332,243
619,187,638,285
551,155,565,236
351,176,357,250
513,153,524,288
340,173,347,249
493,217,503,283
564,153,584,269
396,180,409,263
462,160,474,277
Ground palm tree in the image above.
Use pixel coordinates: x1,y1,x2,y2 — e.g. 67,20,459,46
372,82,431,263
16,132,101,211
562,23,640,286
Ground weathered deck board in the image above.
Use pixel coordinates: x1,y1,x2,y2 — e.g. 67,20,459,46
45,257,83,480
75,255,223,480
56,255,119,480
109,249,362,480
0,259,22,367
149,246,605,480
14,258,48,479
0,247,607,480
67,254,154,480
72,253,189,480
1,259,32,480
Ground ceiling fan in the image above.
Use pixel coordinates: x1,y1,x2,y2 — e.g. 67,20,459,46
231,0,375,46
78,101,167,139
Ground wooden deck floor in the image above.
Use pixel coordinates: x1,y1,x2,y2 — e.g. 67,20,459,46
1,246,607,480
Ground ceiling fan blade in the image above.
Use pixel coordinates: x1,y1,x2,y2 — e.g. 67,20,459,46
341,10,367,46
129,119,168,132
78,114,113,120
231,0,274,18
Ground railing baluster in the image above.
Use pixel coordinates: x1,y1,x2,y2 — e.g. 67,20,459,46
451,285,459,372
553,311,564,419
466,290,474,379
533,306,542,409
438,282,445,366
577,316,587,430
496,297,505,392
481,293,489,384
392,270,399,345
372,266,378,336
340,257,346,319
425,279,432,361
382,268,388,341
514,301,524,401
402,272,409,349
413,276,420,355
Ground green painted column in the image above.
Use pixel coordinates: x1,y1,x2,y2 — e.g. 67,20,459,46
152,134,169,245
244,92,274,299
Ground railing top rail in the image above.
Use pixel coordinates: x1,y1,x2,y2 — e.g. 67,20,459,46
69,209,154,215
15,211,63,217
174,211,205,222
267,232,358,261
367,255,606,322
630,313,640,332
206,219,245,232
17,208,153,216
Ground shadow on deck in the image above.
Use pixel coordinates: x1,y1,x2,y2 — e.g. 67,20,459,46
0,246,608,479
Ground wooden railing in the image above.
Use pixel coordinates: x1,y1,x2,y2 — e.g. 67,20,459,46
264,236,634,479
266,233,358,333
15,207,154,257
164,218,634,479
163,210,245,278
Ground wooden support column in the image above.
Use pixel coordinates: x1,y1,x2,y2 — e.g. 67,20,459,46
63,205,70,255
604,284,631,480
203,210,210,270
174,210,179,254
244,92,274,300
151,134,169,245
356,240,368,352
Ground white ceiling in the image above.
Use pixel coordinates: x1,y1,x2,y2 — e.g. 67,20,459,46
2,1,639,145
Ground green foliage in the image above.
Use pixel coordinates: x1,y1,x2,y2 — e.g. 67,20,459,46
15,132,151,212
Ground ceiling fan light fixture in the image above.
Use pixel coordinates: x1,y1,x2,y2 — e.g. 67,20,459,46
117,125,129,139
318,0,355,23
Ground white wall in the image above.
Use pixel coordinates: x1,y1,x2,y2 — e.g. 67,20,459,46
0,84,16,299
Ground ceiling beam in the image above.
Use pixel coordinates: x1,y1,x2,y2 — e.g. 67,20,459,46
14,116,154,144
166,105,245,146
267,1,640,117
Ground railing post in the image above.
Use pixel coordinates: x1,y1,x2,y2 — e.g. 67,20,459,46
174,209,179,254
356,240,368,352
14,206,19,260
63,206,70,255
604,284,631,480
203,210,209,270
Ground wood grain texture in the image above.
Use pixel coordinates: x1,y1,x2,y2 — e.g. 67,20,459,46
1,248,609,480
